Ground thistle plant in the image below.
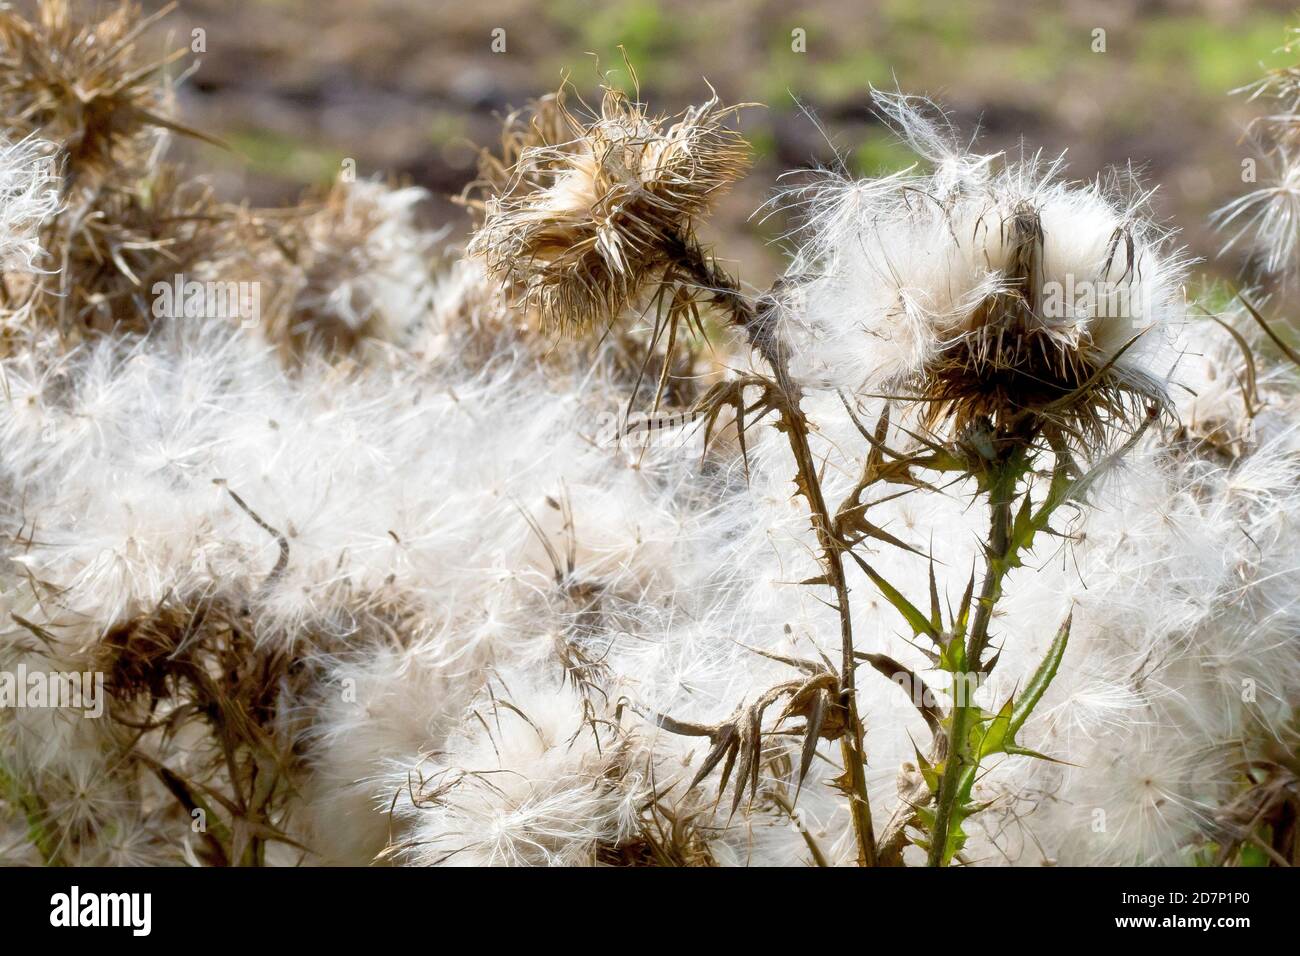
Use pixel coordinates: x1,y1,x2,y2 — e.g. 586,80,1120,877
466,81,1188,865
470,75,892,863
778,97,1182,862
0,0,213,183
1,2,1298,869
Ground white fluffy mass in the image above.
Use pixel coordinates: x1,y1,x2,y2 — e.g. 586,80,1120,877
779,93,1186,405
1,95,1297,868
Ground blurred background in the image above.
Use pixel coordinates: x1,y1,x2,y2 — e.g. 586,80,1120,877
121,0,1298,286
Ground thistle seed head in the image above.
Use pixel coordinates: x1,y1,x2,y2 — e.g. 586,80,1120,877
0,1,198,184
469,82,750,332
782,91,1186,457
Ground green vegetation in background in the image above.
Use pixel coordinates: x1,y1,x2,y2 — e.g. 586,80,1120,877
227,129,344,186
880,0,977,52
987,11,1093,91
852,131,917,177
428,110,469,148
1139,14,1294,95
807,48,893,102
759,17,892,109
1190,277,1241,317
544,0,693,89
758,1,975,109
759,15,827,106
746,125,776,162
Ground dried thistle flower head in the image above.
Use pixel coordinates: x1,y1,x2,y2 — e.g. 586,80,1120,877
0,1,204,184
469,81,750,332
783,92,1185,456
24,163,226,340
223,179,438,359
1236,26,1300,147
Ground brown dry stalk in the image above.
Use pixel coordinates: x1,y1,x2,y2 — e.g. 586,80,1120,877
667,232,878,865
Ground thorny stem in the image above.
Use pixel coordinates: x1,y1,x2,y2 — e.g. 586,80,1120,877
966,471,1016,670
926,463,1018,867
671,234,878,866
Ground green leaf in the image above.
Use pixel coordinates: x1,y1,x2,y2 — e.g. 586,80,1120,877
1004,745,1072,766
977,699,1014,761
938,637,967,675
849,552,941,642
1008,612,1072,742
1006,463,1074,566
928,559,942,635
1007,493,1034,569
939,807,970,865
954,569,976,638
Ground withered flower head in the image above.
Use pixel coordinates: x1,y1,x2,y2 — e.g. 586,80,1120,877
907,197,1175,453
785,92,1185,457
29,163,225,339
0,1,206,182
467,92,571,200
224,179,438,359
469,81,750,332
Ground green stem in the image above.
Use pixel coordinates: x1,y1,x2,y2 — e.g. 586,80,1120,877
926,466,1016,867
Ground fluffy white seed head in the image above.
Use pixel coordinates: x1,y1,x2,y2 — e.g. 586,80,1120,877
779,92,1188,450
